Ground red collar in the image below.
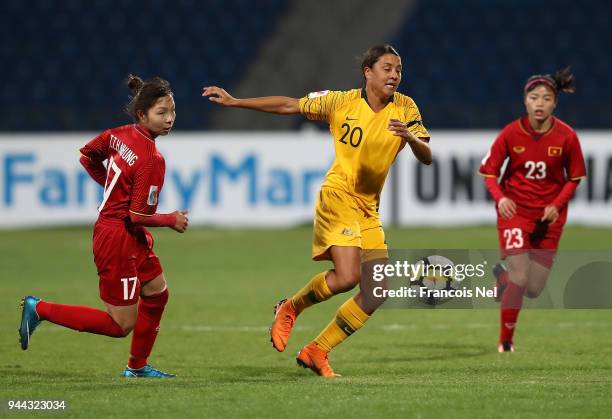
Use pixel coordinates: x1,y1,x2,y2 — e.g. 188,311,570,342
520,115,555,140
134,124,156,142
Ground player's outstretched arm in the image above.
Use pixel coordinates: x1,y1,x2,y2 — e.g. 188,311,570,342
170,210,189,233
202,86,300,115
129,210,189,233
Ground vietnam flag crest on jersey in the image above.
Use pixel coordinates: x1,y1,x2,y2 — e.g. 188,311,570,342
147,186,159,206
548,146,563,157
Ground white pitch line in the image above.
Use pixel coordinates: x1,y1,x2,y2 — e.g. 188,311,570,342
465,323,493,329
380,323,417,331
180,321,610,332
181,325,313,332
16,321,610,335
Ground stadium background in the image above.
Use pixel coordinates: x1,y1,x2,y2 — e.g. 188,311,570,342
1,0,611,228
1,1,611,418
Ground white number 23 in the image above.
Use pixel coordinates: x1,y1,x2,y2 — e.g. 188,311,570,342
525,161,546,179
503,228,524,249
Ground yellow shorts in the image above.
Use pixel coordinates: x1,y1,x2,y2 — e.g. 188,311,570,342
312,187,388,262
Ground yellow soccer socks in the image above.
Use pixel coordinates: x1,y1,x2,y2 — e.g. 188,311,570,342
314,297,370,352
290,271,334,314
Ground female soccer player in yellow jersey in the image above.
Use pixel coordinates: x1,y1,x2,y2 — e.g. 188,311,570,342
203,44,432,377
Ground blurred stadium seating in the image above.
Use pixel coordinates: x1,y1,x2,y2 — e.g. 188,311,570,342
1,0,610,131
394,0,612,128
1,0,288,131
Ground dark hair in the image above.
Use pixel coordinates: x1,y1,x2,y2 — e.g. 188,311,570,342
524,66,575,97
360,44,400,83
125,74,173,121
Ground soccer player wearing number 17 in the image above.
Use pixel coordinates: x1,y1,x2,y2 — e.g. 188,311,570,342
203,44,431,377
479,68,586,353
18,75,189,377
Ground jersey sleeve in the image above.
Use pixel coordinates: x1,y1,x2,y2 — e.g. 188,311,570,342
79,131,110,186
129,159,162,216
80,130,110,161
403,98,430,141
479,131,508,178
298,90,347,123
565,133,587,180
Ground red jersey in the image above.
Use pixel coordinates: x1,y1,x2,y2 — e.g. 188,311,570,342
80,124,166,220
479,116,586,210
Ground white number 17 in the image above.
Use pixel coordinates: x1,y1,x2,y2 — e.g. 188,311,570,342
121,277,138,301
98,156,122,212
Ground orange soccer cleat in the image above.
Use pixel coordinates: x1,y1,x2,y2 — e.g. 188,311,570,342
296,342,340,378
269,299,297,352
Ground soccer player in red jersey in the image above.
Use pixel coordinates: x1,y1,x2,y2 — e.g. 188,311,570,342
19,75,189,377
479,67,586,352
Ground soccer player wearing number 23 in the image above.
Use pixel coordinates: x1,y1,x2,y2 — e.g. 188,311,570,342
479,67,586,353
19,75,189,378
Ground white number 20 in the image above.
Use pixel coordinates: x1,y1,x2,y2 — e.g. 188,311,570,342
503,228,524,249
525,161,546,179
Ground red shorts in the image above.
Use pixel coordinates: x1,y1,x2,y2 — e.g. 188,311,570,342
497,210,564,269
93,216,163,306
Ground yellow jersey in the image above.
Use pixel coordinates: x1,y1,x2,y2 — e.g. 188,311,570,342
299,88,429,208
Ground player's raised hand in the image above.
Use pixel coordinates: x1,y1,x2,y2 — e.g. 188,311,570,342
388,119,415,141
497,197,517,220
171,210,189,233
389,118,432,165
202,86,236,106
541,205,559,224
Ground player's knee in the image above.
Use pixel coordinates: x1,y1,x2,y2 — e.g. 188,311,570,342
107,310,137,337
334,268,361,292
120,326,133,337
507,266,529,286
525,287,543,299
141,287,170,308
141,275,167,297
117,318,136,336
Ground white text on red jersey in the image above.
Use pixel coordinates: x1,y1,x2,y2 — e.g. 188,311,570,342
109,134,138,166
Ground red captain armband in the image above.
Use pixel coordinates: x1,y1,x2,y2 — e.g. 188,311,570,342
129,211,176,228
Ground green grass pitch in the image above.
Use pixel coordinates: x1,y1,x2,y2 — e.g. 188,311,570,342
1,226,611,418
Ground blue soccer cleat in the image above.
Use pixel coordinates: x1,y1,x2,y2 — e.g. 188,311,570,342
122,365,176,378
19,296,42,350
